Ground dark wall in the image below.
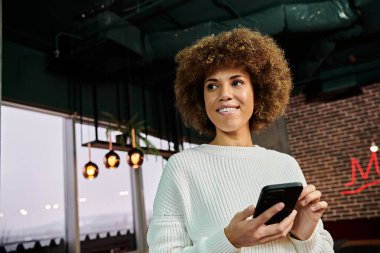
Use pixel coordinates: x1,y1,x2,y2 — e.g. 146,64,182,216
3,41,70,111
2,40,191,146
3,39,294,150
252,117,291,154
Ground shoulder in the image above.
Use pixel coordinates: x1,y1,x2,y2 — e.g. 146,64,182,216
167,146,201,166
256,146,302,173
163,146,202,176
257,146,306,184
256,146,298,162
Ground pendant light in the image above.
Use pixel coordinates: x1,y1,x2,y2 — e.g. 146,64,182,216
104,133,120,169
83,143,99,179
127,128,144,169
370,139,378,153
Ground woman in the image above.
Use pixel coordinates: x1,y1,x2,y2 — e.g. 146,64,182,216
147,28,334,252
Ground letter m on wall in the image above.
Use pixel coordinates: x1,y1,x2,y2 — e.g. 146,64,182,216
341,152,380,195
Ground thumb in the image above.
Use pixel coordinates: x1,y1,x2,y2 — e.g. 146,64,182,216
234,205,255,222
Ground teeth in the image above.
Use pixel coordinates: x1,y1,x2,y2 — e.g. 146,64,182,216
218,107,238,112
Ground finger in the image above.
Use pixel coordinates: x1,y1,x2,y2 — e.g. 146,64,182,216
279,209,297,228
262,210,297,237
301,190,321,206
254,202,284,226
259,223,294,244
233,205,255,222
259,210,297,243
311,201,328,212
298,184,316,201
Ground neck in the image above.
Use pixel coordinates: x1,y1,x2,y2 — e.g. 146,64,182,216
210,127,254,147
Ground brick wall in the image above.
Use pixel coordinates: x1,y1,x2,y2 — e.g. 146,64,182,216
286,82,380,221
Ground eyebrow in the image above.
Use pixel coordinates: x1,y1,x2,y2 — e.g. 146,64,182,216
204,74,244,83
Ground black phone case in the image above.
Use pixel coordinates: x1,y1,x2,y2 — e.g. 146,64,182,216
253,182,303,225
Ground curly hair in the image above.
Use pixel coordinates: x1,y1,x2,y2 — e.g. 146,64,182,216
174,27,292,135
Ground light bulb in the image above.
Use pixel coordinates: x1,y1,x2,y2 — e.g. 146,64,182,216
131,153,140,164
83,161,99,179
370,141,378,153
104,150,120,169
127,148,144,169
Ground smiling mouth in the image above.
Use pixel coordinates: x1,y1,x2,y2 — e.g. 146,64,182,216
216,107,240,113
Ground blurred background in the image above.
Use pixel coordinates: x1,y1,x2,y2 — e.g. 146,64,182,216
1,0,380,252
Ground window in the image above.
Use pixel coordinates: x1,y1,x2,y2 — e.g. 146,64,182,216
141,153,165,224
75,124,134,241
0,105,66,251
0,105,198,252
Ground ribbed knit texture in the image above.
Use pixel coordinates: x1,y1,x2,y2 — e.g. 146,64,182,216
147,144,334,253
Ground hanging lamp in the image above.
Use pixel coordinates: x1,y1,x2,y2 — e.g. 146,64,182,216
83,143,99,179
127,128,144,169
370,139,378,153
104,133,120,169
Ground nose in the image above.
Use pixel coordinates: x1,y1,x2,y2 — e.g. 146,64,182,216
219,84,233,101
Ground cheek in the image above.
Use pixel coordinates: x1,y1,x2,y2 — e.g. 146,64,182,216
249,94,255,113
204,93,218,122
242,90,255,112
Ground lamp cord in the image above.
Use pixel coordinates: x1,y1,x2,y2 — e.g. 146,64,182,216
109,133,113,150
131,128,136,148
88,143,92,161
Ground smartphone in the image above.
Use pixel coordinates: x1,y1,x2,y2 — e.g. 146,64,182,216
253,182,303,225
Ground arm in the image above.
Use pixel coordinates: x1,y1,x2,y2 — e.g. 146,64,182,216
225,204,297,248
147,156,237,253
286,157,334,252
148,200,298,253
148,219,236,253
289,220,334,253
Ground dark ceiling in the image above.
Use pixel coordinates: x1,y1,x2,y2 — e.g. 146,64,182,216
4,0,380,93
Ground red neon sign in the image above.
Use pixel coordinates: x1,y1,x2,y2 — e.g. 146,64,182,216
341,152,380,195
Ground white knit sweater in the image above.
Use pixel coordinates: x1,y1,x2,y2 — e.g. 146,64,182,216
147,144,334,252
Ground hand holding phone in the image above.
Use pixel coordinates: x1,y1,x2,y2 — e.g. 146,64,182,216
253,182,303,225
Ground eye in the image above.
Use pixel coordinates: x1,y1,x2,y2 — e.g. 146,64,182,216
206,83,218,90
232,80,244,87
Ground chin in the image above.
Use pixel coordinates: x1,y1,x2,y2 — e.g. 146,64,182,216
211,119,249,134
217,125,242,133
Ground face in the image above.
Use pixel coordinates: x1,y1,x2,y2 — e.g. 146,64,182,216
203,66,254,135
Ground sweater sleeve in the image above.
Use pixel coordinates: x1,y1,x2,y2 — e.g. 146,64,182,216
147,156,237,253
289,220,334,253
286,157,335,253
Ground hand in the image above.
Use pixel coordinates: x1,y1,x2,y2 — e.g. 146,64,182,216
224,203,297,248
290,185,328,240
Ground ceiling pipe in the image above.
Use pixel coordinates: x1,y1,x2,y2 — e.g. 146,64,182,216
54,32,83,58
92,0,168,36
212,0,241,19
145,0,360,58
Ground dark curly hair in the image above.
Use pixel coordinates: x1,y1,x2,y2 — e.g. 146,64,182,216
174,27,292,135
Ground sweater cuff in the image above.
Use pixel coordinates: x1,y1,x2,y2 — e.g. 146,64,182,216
204,229,237,253
288,229,319,252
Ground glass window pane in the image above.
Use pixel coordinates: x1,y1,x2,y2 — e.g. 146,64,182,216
75,124,134,241
0,106,66,250
142,154,165,224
